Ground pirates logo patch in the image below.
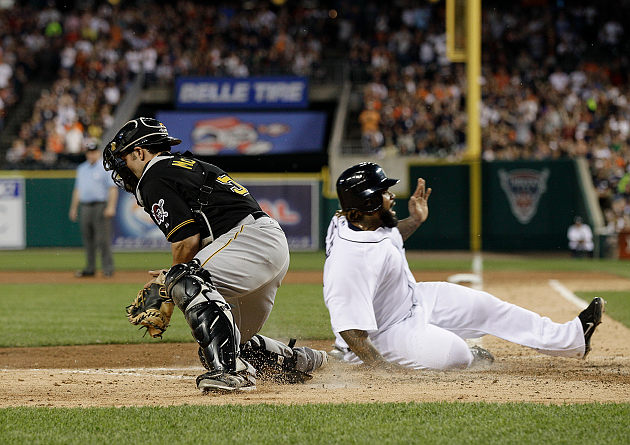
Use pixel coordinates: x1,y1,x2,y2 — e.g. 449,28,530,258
151,198,169,224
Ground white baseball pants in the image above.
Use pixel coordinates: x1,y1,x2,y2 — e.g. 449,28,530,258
370,281,585,369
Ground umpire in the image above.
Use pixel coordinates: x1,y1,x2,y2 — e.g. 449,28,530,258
69,142,118,278
103,117,326,392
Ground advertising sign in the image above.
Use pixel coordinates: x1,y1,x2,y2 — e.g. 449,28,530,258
0,178,25,249
156,111,326,156
113,193,169,250
175,76,308,109
112,178,319,251
246,180,319,250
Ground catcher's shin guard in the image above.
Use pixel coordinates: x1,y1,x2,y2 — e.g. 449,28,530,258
165,260,241,373
240,334,327,383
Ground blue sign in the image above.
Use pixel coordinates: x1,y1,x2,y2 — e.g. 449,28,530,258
112,179,319,250
0,178,25,249
246,181,318,250
0,179,20,198
113,193,169,249
156,111,326,155
175,76,308,109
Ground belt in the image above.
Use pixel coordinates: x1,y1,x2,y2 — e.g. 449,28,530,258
81,201,106,206
251,210,269,220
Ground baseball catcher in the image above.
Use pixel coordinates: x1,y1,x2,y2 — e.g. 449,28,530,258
105,117,326,392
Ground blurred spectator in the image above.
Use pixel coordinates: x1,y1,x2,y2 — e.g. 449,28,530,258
359,100,383,153
567,216,594,258
4,1,333,170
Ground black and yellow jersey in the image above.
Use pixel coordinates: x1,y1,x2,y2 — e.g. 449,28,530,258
135,152,261,243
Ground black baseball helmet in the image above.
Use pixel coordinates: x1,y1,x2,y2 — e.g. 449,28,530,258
336,162,399,212
103,117,181,193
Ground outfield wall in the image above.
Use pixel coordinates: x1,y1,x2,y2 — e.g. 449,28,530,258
1,159,588,251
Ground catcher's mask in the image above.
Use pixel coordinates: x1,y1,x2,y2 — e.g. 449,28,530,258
336,162,399,213
102,117,181,193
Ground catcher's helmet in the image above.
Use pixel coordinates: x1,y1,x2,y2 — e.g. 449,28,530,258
336,162,399,213
105,117,181,157
103,117,181,193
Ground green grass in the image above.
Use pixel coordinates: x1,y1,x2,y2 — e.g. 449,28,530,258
1,403,628,445
0,283,331,347
3,249,630,276
0,248,173,271
0,249,325,271
406,255,630,277
576,291,630,327
2,249,629,443
2,250,629,347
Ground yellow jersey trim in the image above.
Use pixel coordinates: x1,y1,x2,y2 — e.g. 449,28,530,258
166,219,195,240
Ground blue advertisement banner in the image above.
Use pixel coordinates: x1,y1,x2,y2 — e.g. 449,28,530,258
112,179,319,251
175,76,308,109
156,111,326,156
0,178,25,249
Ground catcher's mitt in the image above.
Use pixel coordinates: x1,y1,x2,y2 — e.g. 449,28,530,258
126,281,174,338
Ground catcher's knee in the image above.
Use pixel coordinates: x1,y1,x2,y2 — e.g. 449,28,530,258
165,259,216,312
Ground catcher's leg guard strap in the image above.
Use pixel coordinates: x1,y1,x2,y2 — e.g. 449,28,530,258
165,259,241,373
241,335,323,382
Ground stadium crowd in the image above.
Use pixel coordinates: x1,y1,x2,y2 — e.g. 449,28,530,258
3,1,331,168
347,2,629,239
1,1,630,239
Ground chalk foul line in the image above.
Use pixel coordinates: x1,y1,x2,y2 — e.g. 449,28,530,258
548,279,589,310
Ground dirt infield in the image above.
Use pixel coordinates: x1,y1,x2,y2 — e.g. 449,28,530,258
1,269,630,407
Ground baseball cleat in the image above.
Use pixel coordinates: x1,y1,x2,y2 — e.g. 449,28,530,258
311,349,328,371
327,346,346,360
196,371,256,393
579,297,605,359
293,346,328,373
75,270,95,278
469,345,494,367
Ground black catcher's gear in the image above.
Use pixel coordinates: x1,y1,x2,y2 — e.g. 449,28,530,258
103,117,181,193
165,260,241,373
240,335,327,383
336,162,399,213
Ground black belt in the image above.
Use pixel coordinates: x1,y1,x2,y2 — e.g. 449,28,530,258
251,210,269,220
81,201,106,206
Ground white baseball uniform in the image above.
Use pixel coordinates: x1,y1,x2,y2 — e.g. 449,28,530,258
323,215,586,369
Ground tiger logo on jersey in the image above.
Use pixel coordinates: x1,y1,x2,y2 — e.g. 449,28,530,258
151,198,169,224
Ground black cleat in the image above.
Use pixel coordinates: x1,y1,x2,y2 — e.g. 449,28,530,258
196,371,256,392
578,297,605,359
75,270,95,278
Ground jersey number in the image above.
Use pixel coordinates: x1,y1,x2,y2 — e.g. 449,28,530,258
172,158,196,169
216,174,249,195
